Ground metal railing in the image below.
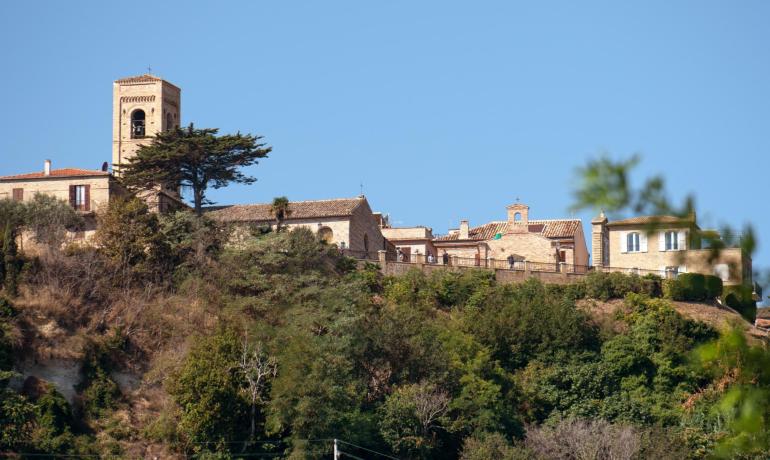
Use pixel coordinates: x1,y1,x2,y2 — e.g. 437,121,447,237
387,253,592,274
352,251,682,279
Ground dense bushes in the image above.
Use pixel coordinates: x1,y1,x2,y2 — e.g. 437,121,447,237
722,284,757,322
580,272,661,301
664,274,724,302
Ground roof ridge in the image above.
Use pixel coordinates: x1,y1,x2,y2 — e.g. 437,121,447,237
223,196,363,207
529,218,582,222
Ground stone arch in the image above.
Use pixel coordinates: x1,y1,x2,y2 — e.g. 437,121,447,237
131,109,146,138
318,226,334,243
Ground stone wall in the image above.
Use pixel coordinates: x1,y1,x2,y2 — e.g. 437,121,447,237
486,231,558,263
349,200,387,254
0,176,111,210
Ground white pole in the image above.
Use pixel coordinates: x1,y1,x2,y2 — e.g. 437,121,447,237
334,438,340,460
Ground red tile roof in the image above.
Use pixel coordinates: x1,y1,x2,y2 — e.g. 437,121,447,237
206,197,366,223
0,168,109,181
434,219,582,242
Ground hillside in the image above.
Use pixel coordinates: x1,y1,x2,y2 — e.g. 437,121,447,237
0,205,768,459
578,298,766,341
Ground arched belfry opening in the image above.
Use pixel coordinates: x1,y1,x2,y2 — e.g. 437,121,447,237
131,109,146,138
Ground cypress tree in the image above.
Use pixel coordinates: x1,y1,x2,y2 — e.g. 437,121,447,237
2,224,19,297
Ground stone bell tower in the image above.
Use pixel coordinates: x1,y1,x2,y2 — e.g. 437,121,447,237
112,74,181,174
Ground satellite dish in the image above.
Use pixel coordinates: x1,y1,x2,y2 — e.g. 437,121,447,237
101,162,109,172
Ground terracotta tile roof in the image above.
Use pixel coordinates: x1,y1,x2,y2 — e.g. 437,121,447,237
115,74,164,84
434,219,582,242
606,215,694,227
206,197,366,223
0,168,109,181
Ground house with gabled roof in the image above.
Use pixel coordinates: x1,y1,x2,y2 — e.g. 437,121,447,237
205,196,389,258
432,203,588,270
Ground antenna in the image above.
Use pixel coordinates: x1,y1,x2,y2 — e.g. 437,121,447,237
147,65,152,75
359,181,364,196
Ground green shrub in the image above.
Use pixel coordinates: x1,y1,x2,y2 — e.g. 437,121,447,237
0,296,15,318
722,285,757,323
584,272,651,300
609,272,643,298
704,275,723,300
678,273,707,301
584,272,614,301
80,371,121,418
663,279,686,301
641,274,663,298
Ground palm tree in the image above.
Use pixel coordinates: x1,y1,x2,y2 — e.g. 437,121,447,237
270,196,291,232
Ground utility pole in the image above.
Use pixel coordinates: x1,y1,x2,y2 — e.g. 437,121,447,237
334,438,341,460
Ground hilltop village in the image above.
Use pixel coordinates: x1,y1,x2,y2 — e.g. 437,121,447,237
0,74,753,288
1,74,767,460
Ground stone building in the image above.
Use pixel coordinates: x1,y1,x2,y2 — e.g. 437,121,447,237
0,160,126,243
112,74,185,213
591,213,752,284
591,213,752,285
380,224,436,261
206,196,388,257
433,203,589,271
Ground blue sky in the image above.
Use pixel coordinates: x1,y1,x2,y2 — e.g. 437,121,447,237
1,1,768,298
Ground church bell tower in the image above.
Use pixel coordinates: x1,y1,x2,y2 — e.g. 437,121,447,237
112,74,181,174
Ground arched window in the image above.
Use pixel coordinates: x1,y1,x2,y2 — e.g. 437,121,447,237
318,226,334,243
166,113,173,131
131,109,146,138
363,234,369,253
514,212,522,222
627,232,640,252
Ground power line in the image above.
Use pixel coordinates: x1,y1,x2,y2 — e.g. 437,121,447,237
336,439,400,460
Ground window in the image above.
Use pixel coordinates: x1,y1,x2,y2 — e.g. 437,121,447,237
131,109,146,138
69,184,89,211
627,232,640,252
363,234,369,253
12,188,23,202
514,212,522,222
559,250,567,263
166,112,173,131
665,231,679,251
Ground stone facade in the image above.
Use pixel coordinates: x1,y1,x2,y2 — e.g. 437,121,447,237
433,203,588,271
380,226,436,260
592,214,752,285
112,75,181,171
206,196,388,256
0,161,125,244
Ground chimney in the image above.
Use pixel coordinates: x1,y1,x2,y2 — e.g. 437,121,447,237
44,159,51,176
459,220,470,240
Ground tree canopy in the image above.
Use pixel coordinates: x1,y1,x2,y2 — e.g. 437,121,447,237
119,123,271,215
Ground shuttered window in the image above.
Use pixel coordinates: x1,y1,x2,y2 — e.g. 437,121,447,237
69,184,90,211
12,188,23,202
